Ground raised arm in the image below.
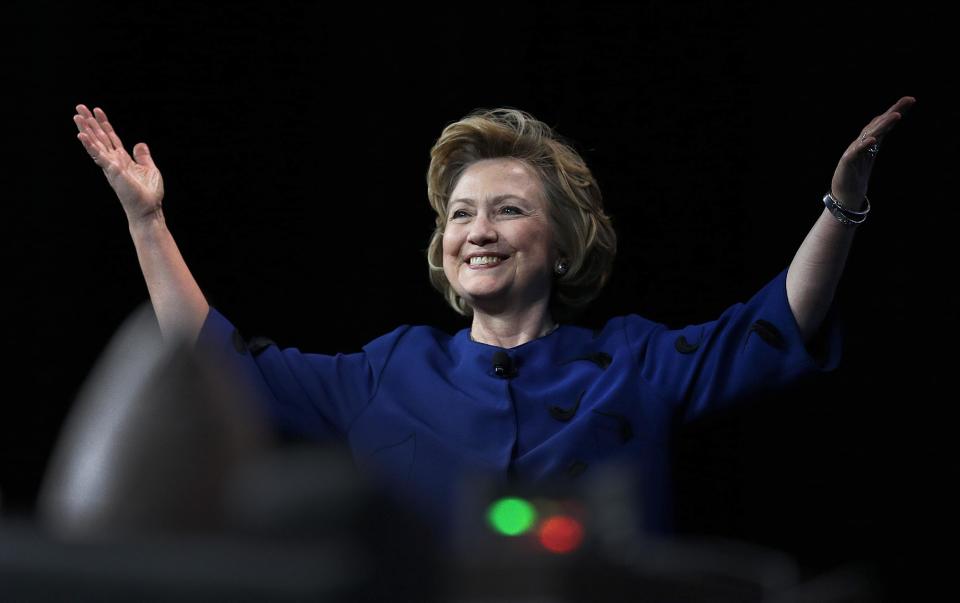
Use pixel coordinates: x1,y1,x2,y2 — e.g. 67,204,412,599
786,96,916,345
74,104,209,344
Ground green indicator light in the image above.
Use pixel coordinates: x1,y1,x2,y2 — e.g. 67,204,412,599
487,497,537,536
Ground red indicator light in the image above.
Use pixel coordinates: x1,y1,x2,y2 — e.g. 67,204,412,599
538,515,584,554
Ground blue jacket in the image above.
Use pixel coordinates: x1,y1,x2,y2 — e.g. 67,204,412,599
193,267,843,547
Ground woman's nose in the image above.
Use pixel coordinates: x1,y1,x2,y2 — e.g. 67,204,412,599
466,212,498,244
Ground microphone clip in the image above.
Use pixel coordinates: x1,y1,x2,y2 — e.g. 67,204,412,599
491,350,517,378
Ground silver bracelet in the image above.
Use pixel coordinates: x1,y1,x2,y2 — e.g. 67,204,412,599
823,191,870,225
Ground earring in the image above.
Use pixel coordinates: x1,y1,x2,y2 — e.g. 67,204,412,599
554,258,569,275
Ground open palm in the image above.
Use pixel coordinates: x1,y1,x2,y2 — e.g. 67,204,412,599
74,104,164,223
830,96,916,210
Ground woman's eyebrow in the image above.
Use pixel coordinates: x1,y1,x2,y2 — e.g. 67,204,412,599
450,194,530,206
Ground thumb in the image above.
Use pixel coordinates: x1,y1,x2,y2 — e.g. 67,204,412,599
132,142,156,168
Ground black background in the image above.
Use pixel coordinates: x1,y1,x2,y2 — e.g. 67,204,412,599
4,1,953,598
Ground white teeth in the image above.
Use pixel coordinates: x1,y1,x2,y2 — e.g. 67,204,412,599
469,256,505,265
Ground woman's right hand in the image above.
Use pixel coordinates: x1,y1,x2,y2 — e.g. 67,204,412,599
74,104,164,225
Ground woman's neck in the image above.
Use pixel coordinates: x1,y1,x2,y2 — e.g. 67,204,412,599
469,305,558,348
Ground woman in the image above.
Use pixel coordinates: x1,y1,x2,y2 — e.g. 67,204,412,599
73,97,915,546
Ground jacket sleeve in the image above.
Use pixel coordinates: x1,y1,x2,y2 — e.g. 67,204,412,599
622,267,844,423
192,306,395,441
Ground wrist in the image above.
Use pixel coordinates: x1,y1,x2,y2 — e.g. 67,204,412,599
831,192,866,212
128,207,166,234
823,191,869,226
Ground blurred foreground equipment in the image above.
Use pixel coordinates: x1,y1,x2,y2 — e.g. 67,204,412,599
448,462,883,602
3,302,438,601
38,302,271,537
0,302,880,601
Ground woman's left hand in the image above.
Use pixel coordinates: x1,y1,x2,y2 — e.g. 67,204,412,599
830,96,916,210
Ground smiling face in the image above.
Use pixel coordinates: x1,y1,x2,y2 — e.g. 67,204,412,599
442,158,558,315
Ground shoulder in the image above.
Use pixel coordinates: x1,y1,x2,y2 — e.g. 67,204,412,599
552,314,666,367
589,313,663,345
589,313,719,373
361,323,456,359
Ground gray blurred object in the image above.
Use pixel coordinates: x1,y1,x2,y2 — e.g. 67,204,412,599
449,462,880,602
0,518,367,603
12,301,439,601
38,301,273,539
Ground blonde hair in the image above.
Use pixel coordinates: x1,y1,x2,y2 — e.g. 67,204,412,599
425,107,617,323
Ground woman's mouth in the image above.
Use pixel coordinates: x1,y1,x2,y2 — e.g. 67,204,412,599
466,255,510,269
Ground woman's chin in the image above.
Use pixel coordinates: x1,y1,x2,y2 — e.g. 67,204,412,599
462,290,505,304
460,287,511,309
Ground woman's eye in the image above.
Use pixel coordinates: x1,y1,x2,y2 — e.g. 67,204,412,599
450,207,520,220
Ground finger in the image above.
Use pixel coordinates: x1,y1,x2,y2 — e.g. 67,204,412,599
132,142,156,168
851,98,913,159
85,115,114,151
862,97,914,133
863,112,887,132
860,112,901,143
882,111,902,130
888,96,916,115
91,107,119,151
77,132,109,169
93,107,126,153
76,104,93,119
874,112,903,140
77,130,106,157
863,99,912,135
73,113,87,133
